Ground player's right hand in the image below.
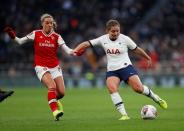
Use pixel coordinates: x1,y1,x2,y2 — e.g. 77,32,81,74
4,26,16,39
147,57,152,68
74,48,86,56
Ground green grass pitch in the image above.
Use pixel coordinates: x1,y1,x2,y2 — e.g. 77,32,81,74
0,87,184,131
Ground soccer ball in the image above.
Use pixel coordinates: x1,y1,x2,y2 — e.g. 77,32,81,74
141,105,157,119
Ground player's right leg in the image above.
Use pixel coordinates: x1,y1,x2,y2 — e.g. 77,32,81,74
41,72,63,121
106,76,130,120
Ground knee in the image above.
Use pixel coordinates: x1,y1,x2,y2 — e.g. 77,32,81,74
47,85,56,91
108,86,118,94
132,85,143,94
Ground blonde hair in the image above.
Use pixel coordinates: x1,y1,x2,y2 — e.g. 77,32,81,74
40,13,57,29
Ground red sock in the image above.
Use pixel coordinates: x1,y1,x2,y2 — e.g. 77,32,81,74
48,90,58,112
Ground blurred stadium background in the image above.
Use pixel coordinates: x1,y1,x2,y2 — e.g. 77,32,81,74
1,1,184,131
0,0,184,88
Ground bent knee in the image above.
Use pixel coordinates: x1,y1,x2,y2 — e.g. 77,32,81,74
107,87,118,94
132,85,143,94
46,83,56,91
48,86,56,91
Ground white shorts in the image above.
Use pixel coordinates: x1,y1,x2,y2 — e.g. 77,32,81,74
35,65,63,81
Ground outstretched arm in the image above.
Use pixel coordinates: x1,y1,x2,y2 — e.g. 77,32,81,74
132,47,152,67
14,37,30,45
4,26,31,45
74,41,91,56
61,44,74,55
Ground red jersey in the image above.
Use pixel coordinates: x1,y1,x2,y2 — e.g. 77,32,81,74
26,30,65,68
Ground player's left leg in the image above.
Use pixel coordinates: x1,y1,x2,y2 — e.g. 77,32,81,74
127,75,167,109
51,66,65,114
54,76,65,113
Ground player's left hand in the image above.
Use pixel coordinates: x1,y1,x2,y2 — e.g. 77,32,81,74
70,50,78,56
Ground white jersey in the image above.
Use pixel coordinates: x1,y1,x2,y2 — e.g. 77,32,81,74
89,34,137,71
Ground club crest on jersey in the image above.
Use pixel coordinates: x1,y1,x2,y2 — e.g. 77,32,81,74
106,49,120,54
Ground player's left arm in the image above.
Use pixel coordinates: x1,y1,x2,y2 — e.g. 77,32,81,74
61,44,74,55
126,35,152,67
58,35,74,55
132,47,152,67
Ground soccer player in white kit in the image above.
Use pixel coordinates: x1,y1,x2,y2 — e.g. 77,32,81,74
74,20,167,120
4,13,75,121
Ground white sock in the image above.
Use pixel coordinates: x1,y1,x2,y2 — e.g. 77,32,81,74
110,92,127,115
142,85,160,102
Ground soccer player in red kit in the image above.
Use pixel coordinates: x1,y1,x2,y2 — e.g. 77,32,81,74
4,13,75,121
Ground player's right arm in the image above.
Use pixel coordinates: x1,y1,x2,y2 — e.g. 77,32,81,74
4,26,34,45
74,41,91,56
14,37,31,45
74,36,102,56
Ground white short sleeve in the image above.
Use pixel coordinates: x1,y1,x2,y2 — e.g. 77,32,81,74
125,36,137,50
26,31,35,40
89,36,102,46
15,31,35,45
58,35,65,46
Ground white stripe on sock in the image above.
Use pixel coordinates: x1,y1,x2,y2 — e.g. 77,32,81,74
143,85,160,102
110,92,127,115
48,99,57,104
